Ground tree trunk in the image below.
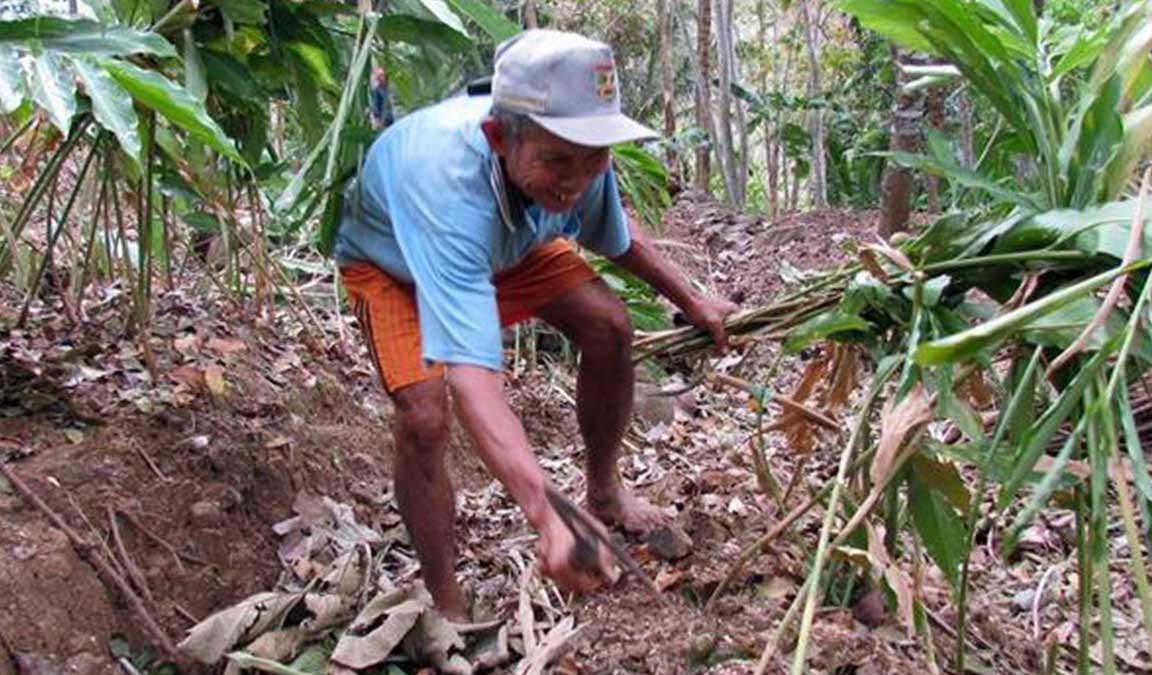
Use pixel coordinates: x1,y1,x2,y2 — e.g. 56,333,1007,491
658,0,679,190
924,78,946,213
879,48,925,237
522,0,538,28
958,90,974,169
712,0,742,207
759,0,779,218
694,0,712,192
801,0,827,209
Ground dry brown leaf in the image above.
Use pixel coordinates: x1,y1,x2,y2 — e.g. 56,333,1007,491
870,383,933,487
858,249,890,282
207,337,247,354
779,353,831,455
866,524,914,635
824,343,859,410
654,568,684,592
169,365,205,390
959,370,993,408
204,365,227,395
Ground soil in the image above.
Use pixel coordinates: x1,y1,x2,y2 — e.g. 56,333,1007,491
0,193,1135,674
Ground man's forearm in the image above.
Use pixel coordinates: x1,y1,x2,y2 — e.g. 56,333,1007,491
610,220,699,310
446,364,550,527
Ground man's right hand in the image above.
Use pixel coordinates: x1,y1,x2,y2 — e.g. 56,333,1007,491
535,507,618,592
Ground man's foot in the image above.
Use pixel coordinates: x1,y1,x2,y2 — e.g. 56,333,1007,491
586,485,666,535
428,582,470,623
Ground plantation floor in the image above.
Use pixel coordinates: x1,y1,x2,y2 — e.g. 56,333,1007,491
0,194,1141,674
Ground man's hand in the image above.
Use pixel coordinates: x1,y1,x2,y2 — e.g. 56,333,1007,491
681,295,739,351
535,505,618,592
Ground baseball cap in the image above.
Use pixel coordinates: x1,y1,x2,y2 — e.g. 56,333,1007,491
492,29,658,148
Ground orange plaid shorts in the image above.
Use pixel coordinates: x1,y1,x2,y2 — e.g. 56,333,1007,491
340,239,597,393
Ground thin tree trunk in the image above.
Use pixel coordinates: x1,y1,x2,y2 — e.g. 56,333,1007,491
523,0,538,28
658,0,680,190
924,78,946,213
879,48,925,237
759,0,778,218
801,0,827,208
694,0,713,192
958,89,974,169
712,0,743,206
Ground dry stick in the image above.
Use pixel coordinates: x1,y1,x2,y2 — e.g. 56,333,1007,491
132,441,169,482
117,509,212,572
67,493,128,582
709,373,840,431
0,464,180,661
108,507,156,604
1048,168,1151,377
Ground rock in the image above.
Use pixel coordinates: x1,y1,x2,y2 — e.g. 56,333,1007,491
852,589,887,628
634,382,675,428
190,500,224,527
1012,588,1038,613
645,524,693,561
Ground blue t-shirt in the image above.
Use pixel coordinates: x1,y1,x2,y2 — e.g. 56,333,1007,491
333,94,632,371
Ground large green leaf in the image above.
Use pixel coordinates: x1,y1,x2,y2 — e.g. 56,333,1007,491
1104,105,1152,199
285,41,339,92
0,44,24,113
883,149,1042,212
0,17,175,57
445,0,520,42
914,264,1137,365
104,60,245,165
378,15,472,51
993,198,1152,260
416,0,469,36
784,310,873,352
74,58,141,160
1062,75,1124,208
838,0,936,54
909,464,969,588
29,52,76,134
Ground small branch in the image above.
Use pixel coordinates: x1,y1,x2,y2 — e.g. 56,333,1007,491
709,373,840,431
0,463,181,662
108,507,156,604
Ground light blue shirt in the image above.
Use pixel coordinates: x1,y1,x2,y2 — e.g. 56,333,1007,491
334,94,632,371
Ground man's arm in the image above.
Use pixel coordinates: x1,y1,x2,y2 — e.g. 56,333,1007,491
447,364,615,591
610,219,738,348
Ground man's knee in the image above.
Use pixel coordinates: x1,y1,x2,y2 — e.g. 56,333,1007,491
580,296,632,354
393,380,450,457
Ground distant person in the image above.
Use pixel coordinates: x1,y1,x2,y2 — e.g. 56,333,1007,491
335,30,736,619
369,65,394,130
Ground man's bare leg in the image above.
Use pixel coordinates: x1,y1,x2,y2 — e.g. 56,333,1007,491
537,279,664,533
392,378,469,619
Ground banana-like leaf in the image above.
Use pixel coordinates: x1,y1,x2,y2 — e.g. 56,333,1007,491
1020,295,1152,362
882,150,1042,212
182,29,207,103
73,57,141,160
914,264,1137,365
378,15,472,51
416,0,468,36
1062,75,1124,208
993,198,1152,260
1052,25,1109,79
1116,10,1152,100
285,41,339,92
784,311,872,353
29,52,76,134
1104,105,1152,199
838,0,936,54
445,0,519,42
0,44,24,113
0,17,175,57
104,60,245,165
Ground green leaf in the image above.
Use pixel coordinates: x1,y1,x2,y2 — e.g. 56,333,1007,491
103,60,245,165
0,44,25,113
285,41,339,92
29,52,76,134
74,58,141,160
416,0,469,36
378,14,472,51
182,29,207,103
838,0,936,54
784,311,872,353
1052,26,1109,79
212,0,269,24
882,149,1042,212
1063,74,1124,208
908,466,969,588
445,0,520,42
994,198,1152,261
0,17,175,57
914,264,1137,365
1104,105,1152,200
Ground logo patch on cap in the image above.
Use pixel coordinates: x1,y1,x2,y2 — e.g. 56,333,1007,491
594,62,616,102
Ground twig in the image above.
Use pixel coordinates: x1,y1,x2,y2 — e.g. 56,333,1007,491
133,442,169,482
174,603,199,625
117,509,213,571
1032,563,1064,640
108,507,156,604
709,373,840,431
0,463,181,662
1048,168,1150,376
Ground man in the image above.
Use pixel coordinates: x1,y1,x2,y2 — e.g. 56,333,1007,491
335,29,736,619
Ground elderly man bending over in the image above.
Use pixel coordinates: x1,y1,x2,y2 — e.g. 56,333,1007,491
335,29,736,619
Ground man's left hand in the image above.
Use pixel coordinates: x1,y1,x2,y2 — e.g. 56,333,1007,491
681,295,739,351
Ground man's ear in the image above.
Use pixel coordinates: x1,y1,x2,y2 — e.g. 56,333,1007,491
481,117,508,157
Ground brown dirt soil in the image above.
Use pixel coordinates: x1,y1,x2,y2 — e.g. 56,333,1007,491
0,194,1107,674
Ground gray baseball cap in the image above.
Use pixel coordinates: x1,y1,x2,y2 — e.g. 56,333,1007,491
492,29,658,148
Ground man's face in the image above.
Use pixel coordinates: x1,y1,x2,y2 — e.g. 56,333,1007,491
483,119,612,213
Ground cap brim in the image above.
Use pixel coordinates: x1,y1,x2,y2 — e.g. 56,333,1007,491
529,113,658,147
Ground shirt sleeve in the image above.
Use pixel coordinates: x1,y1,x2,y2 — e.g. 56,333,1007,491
380,153,506,371
572,166,632,258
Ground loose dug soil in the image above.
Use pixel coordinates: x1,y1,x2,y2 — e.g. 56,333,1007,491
0,193,1131,674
